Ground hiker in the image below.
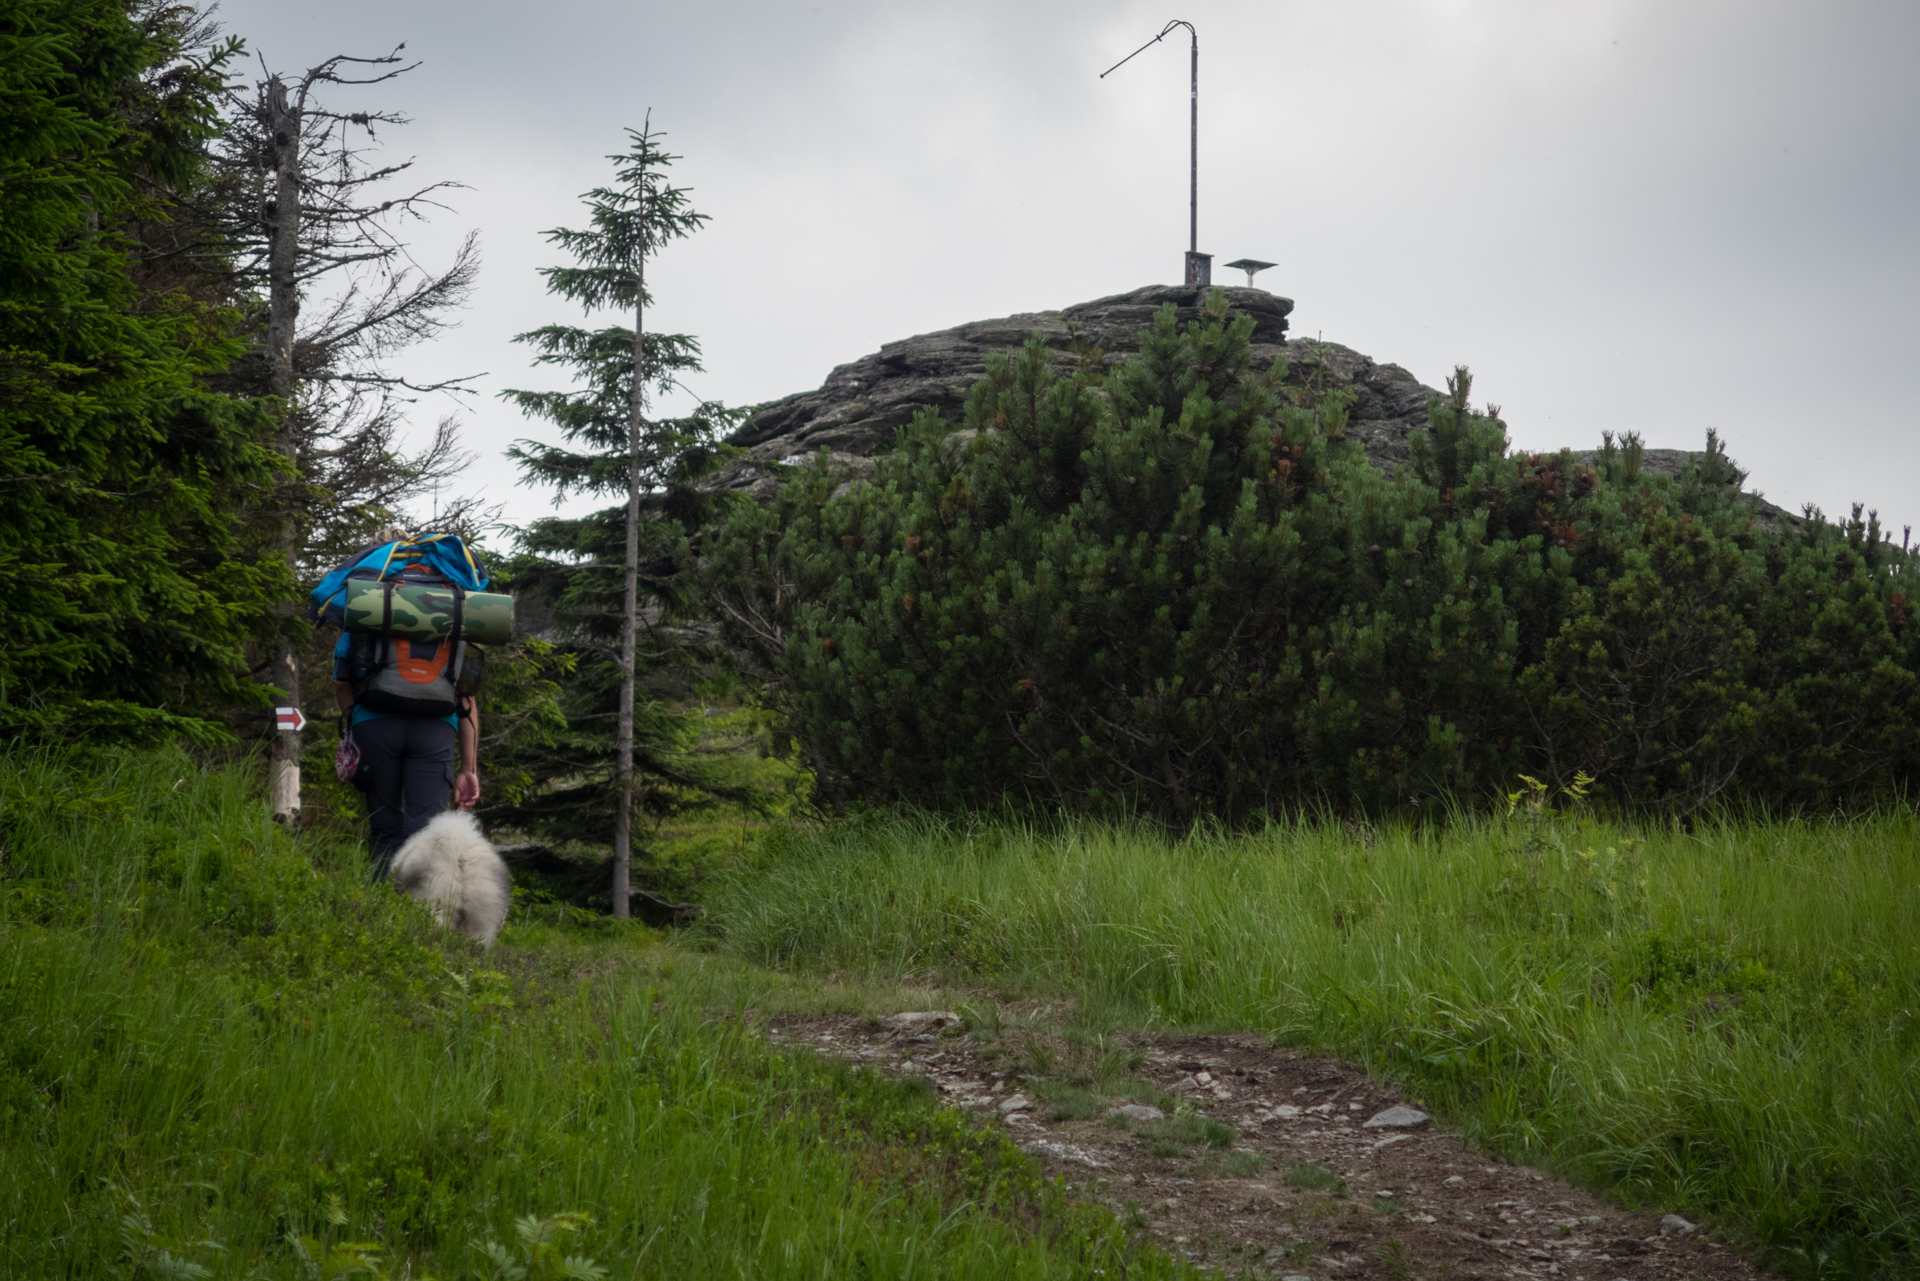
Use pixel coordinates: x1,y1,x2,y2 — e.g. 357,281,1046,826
318,528,492,880
333,665,480,881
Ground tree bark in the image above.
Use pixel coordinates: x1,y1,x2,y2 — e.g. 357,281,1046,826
265,75,304,824
611,229,644,918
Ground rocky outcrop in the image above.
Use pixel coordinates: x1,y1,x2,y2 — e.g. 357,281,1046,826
715,283,1794,527
714,284,1439,497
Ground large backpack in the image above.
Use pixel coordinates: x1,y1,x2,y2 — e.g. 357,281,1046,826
309,535,503,718
339,628,483,719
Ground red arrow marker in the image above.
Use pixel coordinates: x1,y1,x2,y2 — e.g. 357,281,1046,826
274,706,307,733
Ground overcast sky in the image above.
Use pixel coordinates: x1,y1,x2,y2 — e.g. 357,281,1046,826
217,0,1920,537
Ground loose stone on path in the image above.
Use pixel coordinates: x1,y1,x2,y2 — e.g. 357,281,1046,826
1361,1105,1430,1128
881,1010,962,1035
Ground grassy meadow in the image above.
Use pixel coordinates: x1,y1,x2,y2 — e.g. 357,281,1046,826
0,746,1192,1280
712,803,1920,1279
8,743,1919,1279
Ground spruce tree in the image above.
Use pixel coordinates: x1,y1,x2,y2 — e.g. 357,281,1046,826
501,122,725,913
0,0,287,744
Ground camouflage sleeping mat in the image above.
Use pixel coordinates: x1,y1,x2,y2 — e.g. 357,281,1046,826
341,579,515,645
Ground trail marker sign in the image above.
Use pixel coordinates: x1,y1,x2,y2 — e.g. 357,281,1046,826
274,706,307,733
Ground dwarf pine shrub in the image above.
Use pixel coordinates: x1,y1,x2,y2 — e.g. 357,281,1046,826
702,293,1920,821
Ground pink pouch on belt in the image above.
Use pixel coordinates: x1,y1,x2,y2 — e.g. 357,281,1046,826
335,726,361,783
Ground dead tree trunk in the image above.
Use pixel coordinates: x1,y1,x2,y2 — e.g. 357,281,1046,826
264,73,304,824
223,48,465,825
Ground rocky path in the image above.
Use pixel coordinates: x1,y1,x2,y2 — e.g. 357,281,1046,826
765,1012,1762,1281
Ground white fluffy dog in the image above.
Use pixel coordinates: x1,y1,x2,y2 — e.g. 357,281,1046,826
388,810,512,947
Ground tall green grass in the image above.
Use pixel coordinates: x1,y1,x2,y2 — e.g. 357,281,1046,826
713,810,1920,1279
0,747,1191,1279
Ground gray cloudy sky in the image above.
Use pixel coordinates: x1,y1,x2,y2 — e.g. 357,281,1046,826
218,0,1920,535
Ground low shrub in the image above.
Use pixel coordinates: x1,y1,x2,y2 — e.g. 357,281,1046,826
702,294,1920,821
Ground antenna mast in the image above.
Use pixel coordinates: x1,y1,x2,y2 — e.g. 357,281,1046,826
1102,19,1208,287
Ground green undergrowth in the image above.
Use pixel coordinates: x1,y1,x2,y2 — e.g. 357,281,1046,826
0,745,1194,1280
710,806,1920,1280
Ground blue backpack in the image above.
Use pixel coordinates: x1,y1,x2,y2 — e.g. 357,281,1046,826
308,532,491,626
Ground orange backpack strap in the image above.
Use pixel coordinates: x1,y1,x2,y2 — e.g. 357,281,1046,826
394,639,453,685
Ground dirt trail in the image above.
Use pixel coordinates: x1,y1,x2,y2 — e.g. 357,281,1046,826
765,1014,1763,1281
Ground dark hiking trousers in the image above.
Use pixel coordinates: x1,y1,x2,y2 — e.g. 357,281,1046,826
351,714,455,881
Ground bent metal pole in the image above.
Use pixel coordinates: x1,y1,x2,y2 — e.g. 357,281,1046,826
1101,20,1201,276
1187,27,1196,255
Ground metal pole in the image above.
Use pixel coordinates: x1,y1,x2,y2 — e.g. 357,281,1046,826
1101,20,1206,286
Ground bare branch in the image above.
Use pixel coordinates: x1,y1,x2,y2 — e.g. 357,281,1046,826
308,371,484,395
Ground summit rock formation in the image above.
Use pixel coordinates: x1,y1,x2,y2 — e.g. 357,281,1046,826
714,285,1434,497
714,283,1757,513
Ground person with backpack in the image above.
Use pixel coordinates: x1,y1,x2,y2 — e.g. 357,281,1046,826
332,653,479,881
310,528,506,880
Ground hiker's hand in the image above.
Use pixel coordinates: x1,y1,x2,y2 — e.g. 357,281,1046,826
455,769,480,810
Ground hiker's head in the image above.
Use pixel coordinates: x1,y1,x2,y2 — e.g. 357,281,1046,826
375,525,411,545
